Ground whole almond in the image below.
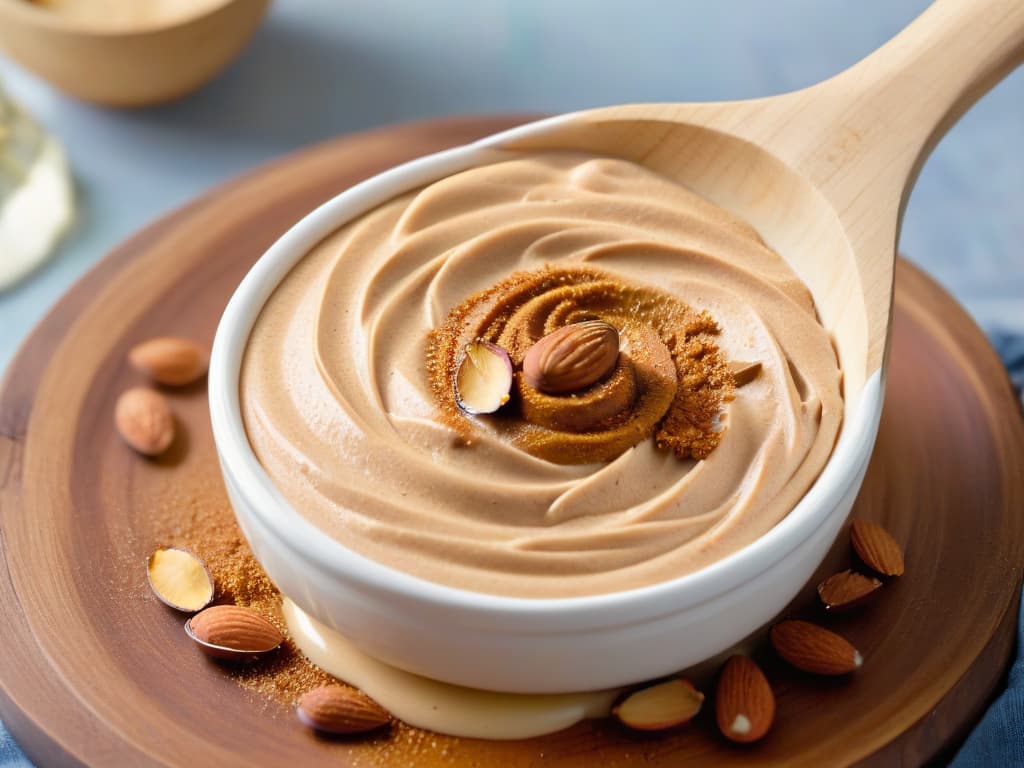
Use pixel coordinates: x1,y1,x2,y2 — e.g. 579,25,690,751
851,519,905,576
298,685,391,735
715,655,775,743
128,337,208,386
114,387,175,456
817,570,882,611
770,620,862,675
612,677,704,731
186,605,283,660
523,320,619,394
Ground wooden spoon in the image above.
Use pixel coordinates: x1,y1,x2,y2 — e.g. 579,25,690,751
498,0,1024,397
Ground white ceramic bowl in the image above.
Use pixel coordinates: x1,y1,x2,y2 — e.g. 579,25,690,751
210,115,884,694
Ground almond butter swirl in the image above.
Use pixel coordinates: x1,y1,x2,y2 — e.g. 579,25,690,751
240,152,843,598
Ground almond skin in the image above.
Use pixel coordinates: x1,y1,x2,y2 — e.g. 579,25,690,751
128,337,208,386
770,620,863,676
612,677,704,731
523,320,619,394
186,605,283,660
817,570,883,611
298,685,391,735
851,519,905,577
715,655,775,743
114,387,175,456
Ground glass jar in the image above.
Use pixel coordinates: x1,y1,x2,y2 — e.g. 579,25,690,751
0,81,74,291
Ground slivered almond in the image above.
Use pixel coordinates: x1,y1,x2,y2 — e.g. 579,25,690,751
851,519,905,577
298,685,391,735
715,655,774,743
770,620,862,676
817,570,883,611
612,677,703,731
727,360,762,387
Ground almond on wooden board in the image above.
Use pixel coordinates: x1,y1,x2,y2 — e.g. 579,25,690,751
297,685,391,735
114,387,175,456
523,320,619,394
715,655,775,743
770,620,863,676
185,604,283,661
817,570,883,611
851,519,905,577
128,336,208,386
612,677,704,731
146,548,214,613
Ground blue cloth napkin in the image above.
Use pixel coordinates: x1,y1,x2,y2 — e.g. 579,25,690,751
951,330,1024,768
2,332,1023,767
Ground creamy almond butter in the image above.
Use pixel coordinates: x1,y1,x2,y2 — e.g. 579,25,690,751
240,152,842,599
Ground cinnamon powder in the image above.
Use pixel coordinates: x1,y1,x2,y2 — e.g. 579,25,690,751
152,462,336,706
150,458,473,763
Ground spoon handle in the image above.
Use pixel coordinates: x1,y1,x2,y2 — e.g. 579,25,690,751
788,0,1024,206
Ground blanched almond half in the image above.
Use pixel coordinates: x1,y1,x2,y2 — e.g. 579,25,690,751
612,677,704,731
147,548,214,612
455,340,513,414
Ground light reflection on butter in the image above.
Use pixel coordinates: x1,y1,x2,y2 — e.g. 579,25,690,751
283,599,620,739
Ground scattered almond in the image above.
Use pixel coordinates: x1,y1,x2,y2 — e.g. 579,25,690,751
523,320,619,394
297,685,391,735
147,548,214,612
455,339,513,414
770,620,862,676
612,677,704,731
185,605,283,661
817,570,882,611
851,519,905,577
727,360,762,387
128,336,208,386
114,386,175,456
715,655,774,743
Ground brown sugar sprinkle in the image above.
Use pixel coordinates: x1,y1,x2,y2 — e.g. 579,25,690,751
426,265,734,465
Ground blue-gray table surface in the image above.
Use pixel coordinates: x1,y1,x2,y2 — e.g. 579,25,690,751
0,1,1021,765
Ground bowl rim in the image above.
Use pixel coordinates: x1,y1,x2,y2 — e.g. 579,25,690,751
209,112,884,629
0,0,241,36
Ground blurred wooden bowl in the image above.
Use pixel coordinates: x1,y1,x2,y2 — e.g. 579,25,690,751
0,0,271,107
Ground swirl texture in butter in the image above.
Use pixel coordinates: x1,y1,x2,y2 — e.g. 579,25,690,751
240,152,843,598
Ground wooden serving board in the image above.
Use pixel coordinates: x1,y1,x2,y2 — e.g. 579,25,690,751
1,117,1023,768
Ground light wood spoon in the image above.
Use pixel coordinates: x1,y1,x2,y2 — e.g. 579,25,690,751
496,0,1024,400
211,0,1024,694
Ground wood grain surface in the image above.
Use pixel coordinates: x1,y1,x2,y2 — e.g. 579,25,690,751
1,116,1022,767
